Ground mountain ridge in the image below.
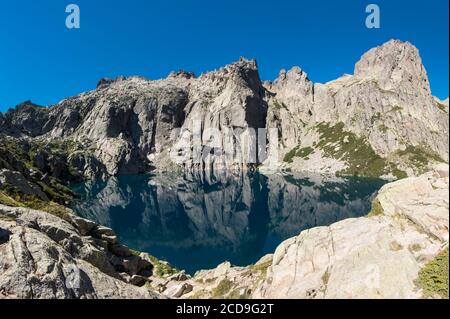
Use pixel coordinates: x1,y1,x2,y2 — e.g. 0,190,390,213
0,39,448,183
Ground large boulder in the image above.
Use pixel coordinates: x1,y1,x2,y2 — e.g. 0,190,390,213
0,205,162,299
184,167,449,299
253,166,449,298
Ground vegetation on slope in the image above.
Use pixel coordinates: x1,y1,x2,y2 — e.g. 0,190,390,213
283,146,314,163
211,278,233,299
145,254,178,278
0,187,72,220
435,101,448,113
0,135,79,219
283,120,446,179
315,122,406,178
283,121,448,180
416,247,449,299
396,145,446,175
367,199,384,217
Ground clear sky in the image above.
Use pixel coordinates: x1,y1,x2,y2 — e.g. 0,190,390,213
0,0,448,112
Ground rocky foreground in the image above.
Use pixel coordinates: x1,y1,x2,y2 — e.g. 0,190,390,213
175,164,449,299
0,165,448,299
0,205,165,298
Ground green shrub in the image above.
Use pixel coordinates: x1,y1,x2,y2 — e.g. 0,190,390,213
283,147,300,163
272,100,283,110
316,122,388,177
397,145,445,174
416,247,449,299
146,254,177,278
211,279,233,299
367,199,384,217
283,146,314,163
249,260,272,277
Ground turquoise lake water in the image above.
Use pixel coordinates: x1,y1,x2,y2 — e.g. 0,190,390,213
71,171,386,274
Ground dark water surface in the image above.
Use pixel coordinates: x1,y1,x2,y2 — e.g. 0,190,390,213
71,171,386,274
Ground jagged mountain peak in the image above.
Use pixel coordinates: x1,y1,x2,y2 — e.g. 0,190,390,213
10,100,44,112
275,66,310,85
354,39,431,95
96,76,127,89
0,40,447,178
167,70,196,79
197,57,259,82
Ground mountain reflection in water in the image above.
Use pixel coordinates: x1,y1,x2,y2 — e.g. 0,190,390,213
71,171,386,274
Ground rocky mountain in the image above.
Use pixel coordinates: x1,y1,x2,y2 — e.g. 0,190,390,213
1,36,449,298
0,40,448,183
264,40,448,177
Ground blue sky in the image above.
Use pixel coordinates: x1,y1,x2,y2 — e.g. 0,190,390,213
0,0,448,112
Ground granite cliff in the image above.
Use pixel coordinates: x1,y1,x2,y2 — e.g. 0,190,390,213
0,40,448,182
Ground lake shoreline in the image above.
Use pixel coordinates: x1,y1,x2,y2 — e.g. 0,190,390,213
70,171,387,274
0,165,448,299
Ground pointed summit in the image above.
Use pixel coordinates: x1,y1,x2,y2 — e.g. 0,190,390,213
354,39,431,95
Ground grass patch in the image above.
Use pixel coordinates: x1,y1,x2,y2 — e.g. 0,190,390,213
0,213,16,222
391,105,403,112
409,244,422,253
0,185,71,221
272,100,283,110
146,254,178,278
211,279,233,299
370,112,382,124
391,167,408,180
316,122,393,177
283,146,314,163
397,145,446,174
315,122,408,178
416,247,449,299
1,135,78,206
367,199,384,217
249,260,272,277
271,99,287,111
436,102,448,113
322,270,330,286
378,124,389,133
36,181,73,204
0,191,24,207
283,147,300,163
131,250,177,278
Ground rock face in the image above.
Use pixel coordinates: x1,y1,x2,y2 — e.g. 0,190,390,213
1,59,267,176
0,205,162,299
0,40,447,178
0,169,48,201
264,40,448,176
182,165,449,299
